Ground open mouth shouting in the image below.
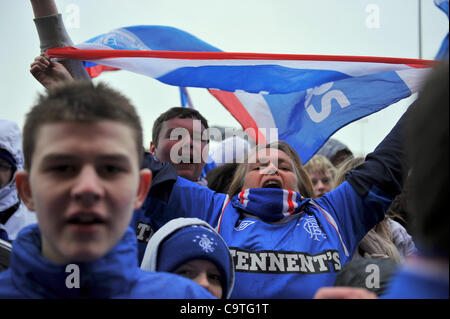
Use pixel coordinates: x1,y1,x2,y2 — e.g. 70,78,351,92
262,178,283,189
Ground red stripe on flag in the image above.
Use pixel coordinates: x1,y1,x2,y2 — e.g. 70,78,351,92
85,65,120,78
208,89,266,145
46,47,437,67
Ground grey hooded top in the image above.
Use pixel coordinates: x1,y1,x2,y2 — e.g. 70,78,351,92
141,217,235,298
0,119,37,240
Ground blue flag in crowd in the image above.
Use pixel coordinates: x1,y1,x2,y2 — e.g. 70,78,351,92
434,0,449,60
48,24,437,163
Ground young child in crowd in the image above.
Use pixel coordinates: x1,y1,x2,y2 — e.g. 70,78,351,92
304,154,336,198
141,217,235,298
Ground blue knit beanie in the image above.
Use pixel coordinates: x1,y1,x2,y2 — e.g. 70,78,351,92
157,225,231,297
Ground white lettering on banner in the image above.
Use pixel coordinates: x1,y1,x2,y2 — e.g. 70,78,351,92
305,82,351,123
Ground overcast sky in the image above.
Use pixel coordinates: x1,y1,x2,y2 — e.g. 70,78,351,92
0,0,447,156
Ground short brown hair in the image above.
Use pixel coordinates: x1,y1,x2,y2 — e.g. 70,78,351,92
151,107,209,148
227,141,314,198
23,81,144,170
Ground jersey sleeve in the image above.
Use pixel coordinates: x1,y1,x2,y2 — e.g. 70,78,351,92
164,177,227,226
317,103,413,255
344,102,412,198
315,181,392,256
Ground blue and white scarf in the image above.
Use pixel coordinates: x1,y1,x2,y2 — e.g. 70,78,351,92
231,188,310,222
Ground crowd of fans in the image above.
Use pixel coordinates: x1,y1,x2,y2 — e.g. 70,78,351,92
0,0,448,300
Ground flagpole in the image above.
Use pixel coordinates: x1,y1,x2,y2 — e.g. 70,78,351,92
418,0,423,59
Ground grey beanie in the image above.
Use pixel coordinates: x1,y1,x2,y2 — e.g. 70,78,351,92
317,138,351,161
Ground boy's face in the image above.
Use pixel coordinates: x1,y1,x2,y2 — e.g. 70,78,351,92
16,121,151,264
174,259,223,299
150,117,208,182
308,169,334,198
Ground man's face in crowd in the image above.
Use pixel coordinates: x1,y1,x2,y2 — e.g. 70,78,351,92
150,117,208,182
16,121,151,264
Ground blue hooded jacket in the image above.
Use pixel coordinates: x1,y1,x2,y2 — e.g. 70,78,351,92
0,224,214,299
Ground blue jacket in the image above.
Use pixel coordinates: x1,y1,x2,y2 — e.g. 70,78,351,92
0,224,214,299
131,153,179,263
380,265,449,299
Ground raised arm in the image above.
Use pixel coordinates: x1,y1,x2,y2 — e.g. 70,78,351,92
345,103,412,199
314,102,415,257
30,0,58,16
30,52,74,89
30,0,90,80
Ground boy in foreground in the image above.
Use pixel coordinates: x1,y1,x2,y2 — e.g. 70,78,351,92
0,81,214,299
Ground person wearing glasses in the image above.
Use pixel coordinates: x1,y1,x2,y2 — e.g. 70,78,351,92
0,119,37,244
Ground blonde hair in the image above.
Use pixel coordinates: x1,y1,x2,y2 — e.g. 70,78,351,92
334,156,402,263
304,154,337,186
227,141,314,199
334,155,363,186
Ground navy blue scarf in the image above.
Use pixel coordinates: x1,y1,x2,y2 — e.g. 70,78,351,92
231,188,310,222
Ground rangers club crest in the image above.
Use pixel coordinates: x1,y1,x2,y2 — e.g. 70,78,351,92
193,234,217,253
301,216,327,241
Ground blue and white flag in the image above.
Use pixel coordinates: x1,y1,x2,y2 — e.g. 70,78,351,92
48,25,436,163
434,0,449,60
